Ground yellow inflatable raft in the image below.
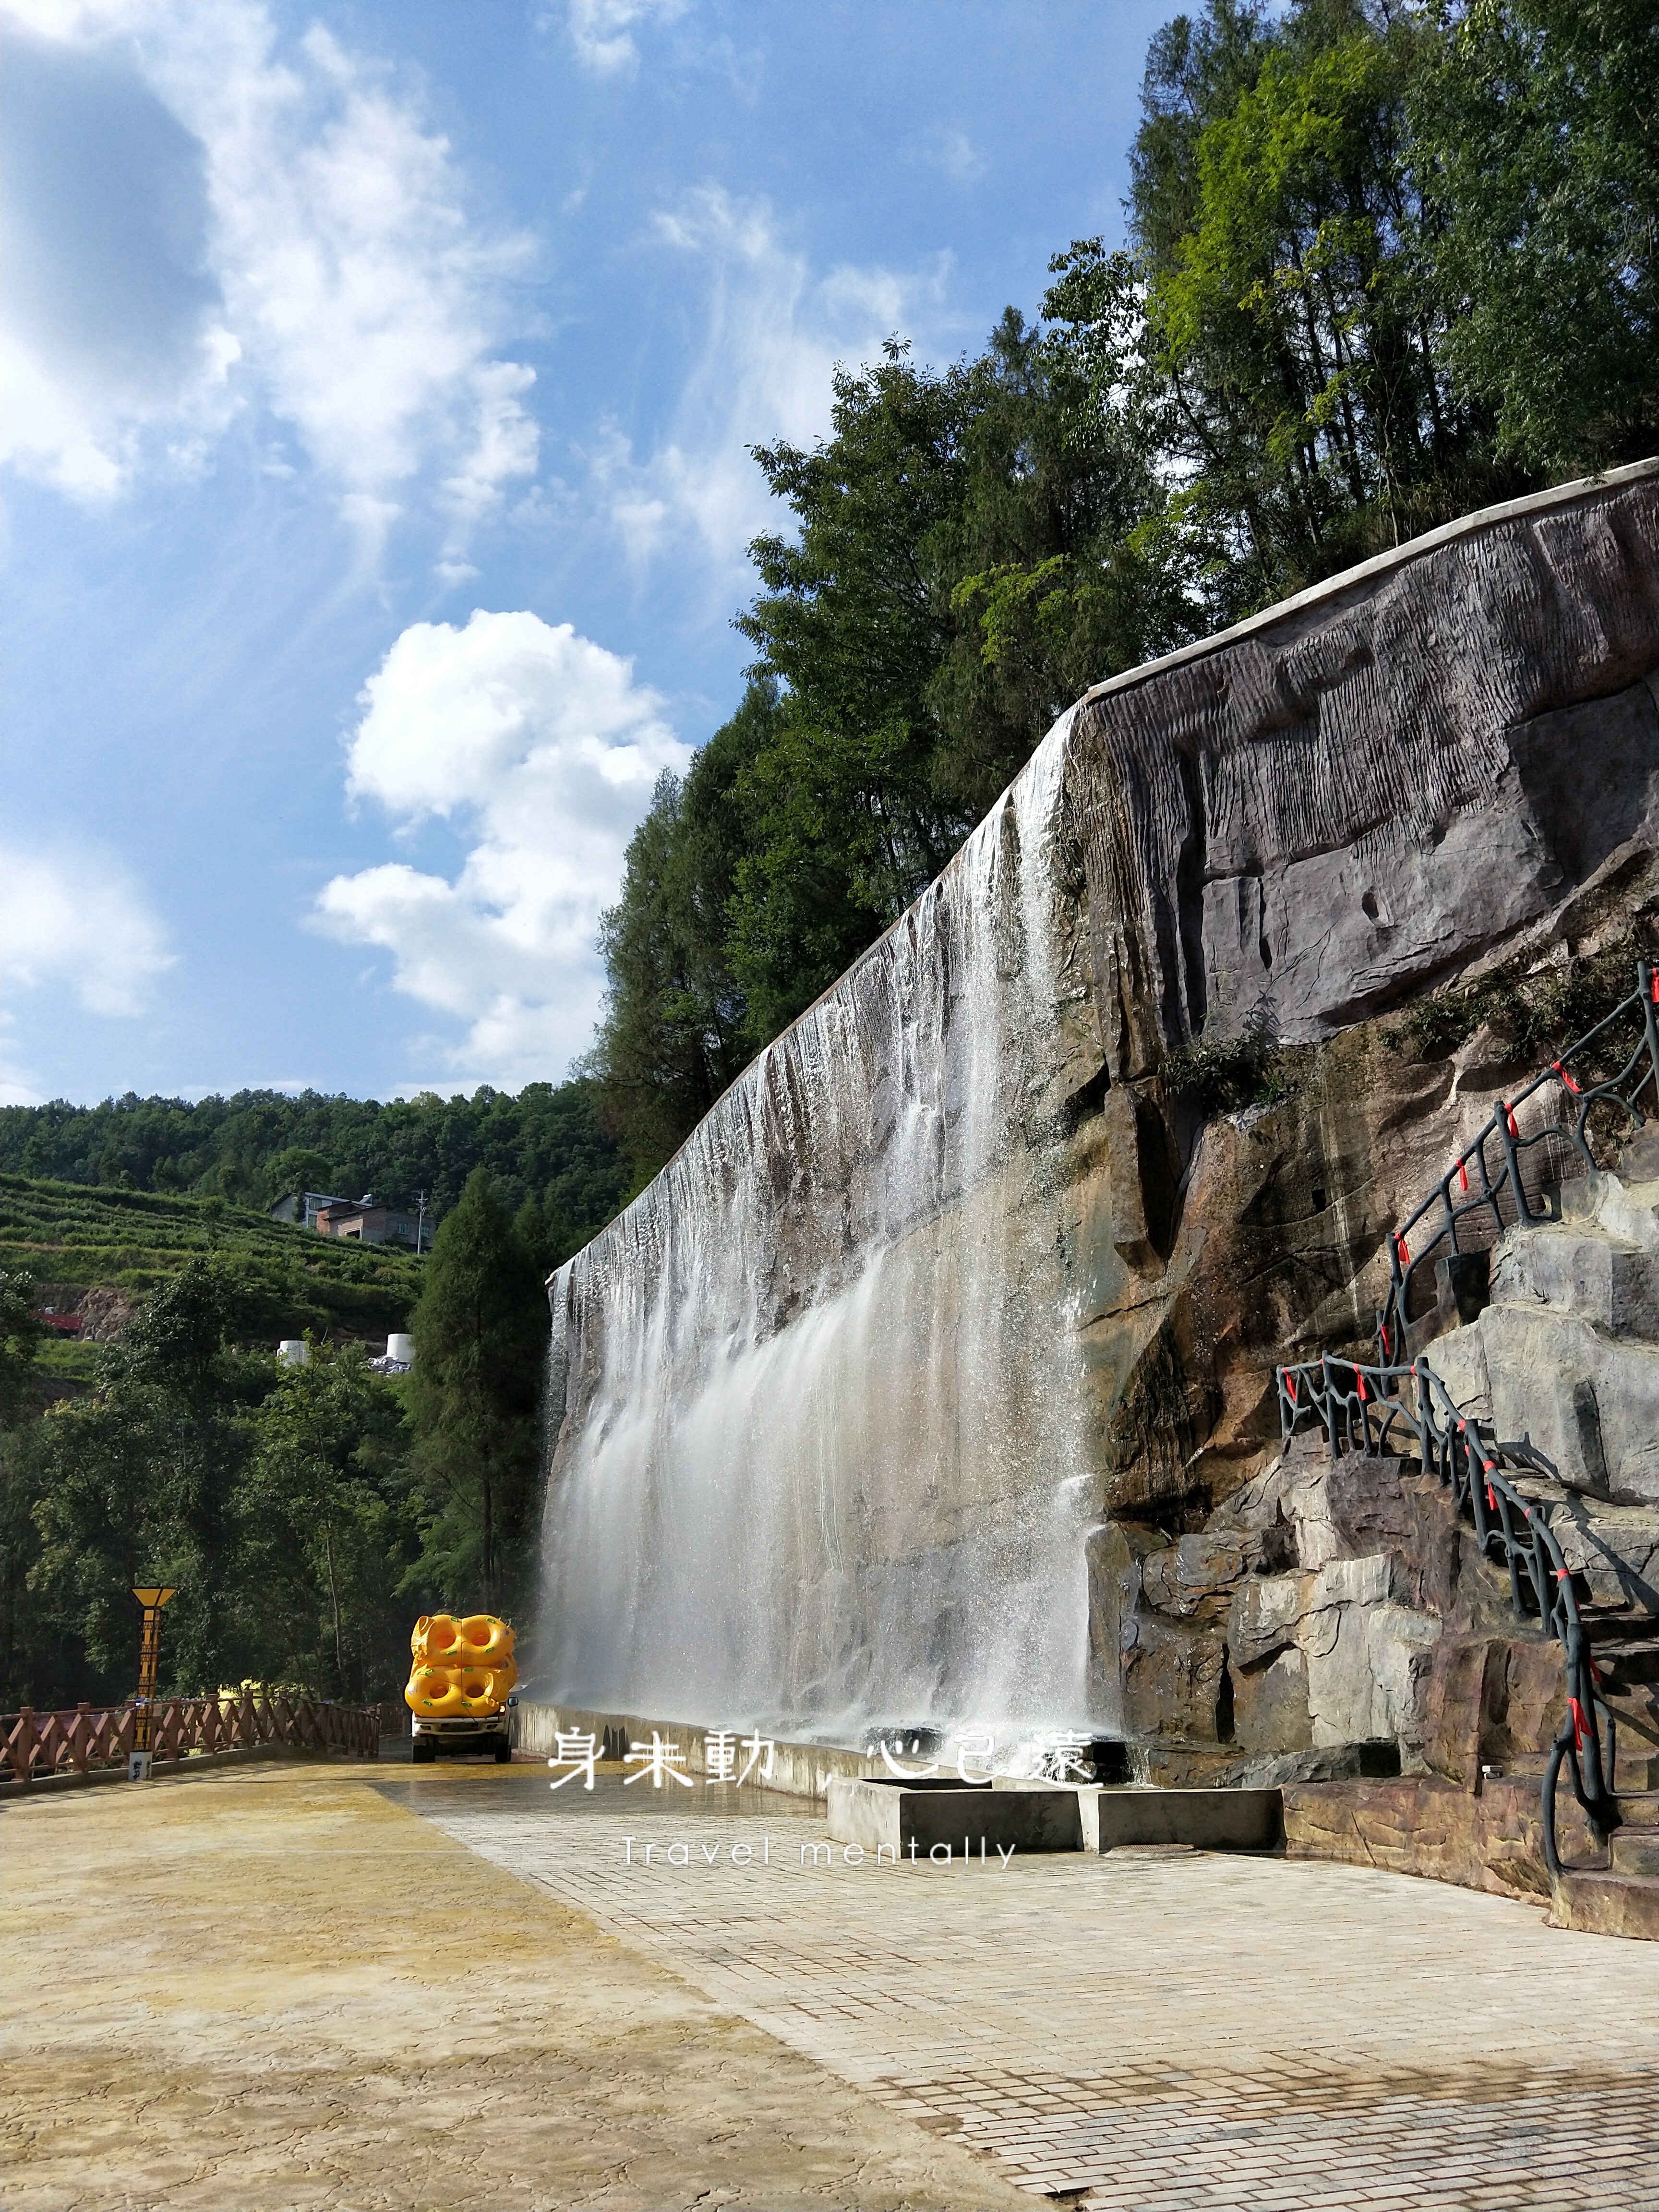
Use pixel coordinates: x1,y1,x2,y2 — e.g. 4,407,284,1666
404,1614,517,1715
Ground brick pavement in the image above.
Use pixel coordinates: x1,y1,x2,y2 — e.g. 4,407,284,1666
388,1768,1659,2211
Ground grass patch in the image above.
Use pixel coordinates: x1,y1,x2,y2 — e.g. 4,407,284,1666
1393,914,1659,1069
1161,1019,1289,1116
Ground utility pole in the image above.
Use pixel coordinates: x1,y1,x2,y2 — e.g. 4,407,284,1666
416,1190,429,1255
129,1586,176,1780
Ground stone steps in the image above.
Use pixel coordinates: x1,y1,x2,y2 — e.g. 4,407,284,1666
1424,1165,1659,1509
1610,1826,1659,1877
1590,1636,1659,1687
1549,1867,1659,1940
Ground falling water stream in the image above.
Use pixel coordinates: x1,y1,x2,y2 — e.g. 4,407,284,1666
536,712,1094,1754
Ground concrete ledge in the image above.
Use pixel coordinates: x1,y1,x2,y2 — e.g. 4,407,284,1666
1078,457,1659,710
827,1777,1082,1855
0,1743,361,1803
1079,1786,1284,1853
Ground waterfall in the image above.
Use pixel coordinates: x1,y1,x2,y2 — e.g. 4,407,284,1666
535,710,1095,1754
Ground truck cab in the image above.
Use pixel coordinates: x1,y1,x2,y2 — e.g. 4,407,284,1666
411,1706,514,1764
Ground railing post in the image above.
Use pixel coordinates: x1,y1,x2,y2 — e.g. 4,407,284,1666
1494,1100,1534,1228
11,1707,38,1785
1640,960,1659,1116
1411,1361,1428,1470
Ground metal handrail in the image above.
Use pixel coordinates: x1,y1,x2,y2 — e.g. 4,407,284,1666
1277,1352,1619,1873
1375,961,1659,1363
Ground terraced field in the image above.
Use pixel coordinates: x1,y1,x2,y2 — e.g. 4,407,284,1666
0,1173,421,1344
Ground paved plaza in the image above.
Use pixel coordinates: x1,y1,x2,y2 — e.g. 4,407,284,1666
401,1764,1658,2212
3,1759,1655,2211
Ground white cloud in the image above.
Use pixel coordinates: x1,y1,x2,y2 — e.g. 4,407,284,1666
910,127,986,186
315,610,690,1085
566,0,688,76
595,186,940,583
0,845,176,1019
0,0,538,556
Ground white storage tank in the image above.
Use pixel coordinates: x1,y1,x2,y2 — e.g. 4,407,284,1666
385,1333,414,1364
277,1340,309,1367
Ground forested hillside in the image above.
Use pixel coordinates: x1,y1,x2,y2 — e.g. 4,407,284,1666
0,1079,626,1266
591,0,1658,1188
0,1175,551,1716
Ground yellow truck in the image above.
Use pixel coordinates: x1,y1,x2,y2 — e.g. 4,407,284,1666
404,1613,517,1763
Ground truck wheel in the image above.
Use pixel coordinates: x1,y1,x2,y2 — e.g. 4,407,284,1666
412,1739,435,1764
494,1741,512,1764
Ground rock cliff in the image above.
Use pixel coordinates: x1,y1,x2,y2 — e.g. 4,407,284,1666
538,461,1659,1767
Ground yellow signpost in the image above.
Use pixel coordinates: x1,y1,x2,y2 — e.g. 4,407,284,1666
130,1587,177,1777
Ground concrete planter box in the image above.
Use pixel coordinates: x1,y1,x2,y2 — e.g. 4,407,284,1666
986,1774,1283,1852
1077,1785,1284,1853
827,1776,1083,1856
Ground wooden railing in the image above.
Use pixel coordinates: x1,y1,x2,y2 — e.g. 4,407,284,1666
1,1693,381,1785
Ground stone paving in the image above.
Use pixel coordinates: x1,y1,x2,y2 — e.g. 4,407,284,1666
394,1765,1659,2212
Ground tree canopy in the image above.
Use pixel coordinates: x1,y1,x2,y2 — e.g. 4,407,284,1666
0,1077,625,1261
589,0,1656,1188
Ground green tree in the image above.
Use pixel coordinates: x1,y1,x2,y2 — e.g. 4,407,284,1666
1126,0,1507,611
590,679,775,1190
242,1342,420,1701
0,1265,48,1707
265,1146,337,1206
27,1264,265,1693
938,301,1195,780
1409,0,1659,472
10,1268,421,1709
729,328,1190,1041
0,1266,41,1428
732,343,977,1036
407,1169,548,1614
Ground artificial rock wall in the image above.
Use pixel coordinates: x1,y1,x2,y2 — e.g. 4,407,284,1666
539,462,1659,1757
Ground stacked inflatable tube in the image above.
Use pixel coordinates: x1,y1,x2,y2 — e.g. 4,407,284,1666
404,1613,517,1716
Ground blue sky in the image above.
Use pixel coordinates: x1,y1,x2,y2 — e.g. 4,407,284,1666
2,0,1172,1107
